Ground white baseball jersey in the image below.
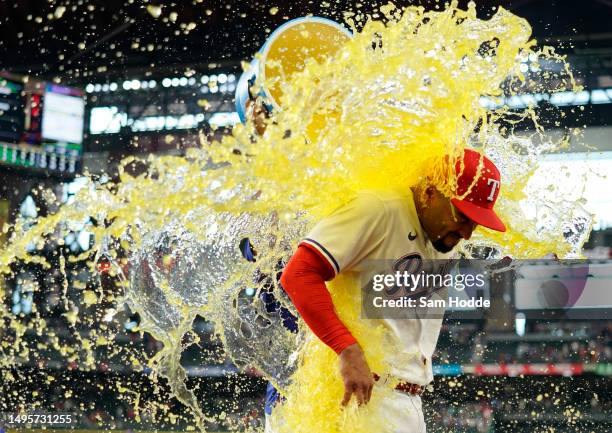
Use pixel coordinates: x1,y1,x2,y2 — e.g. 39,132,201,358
300,189,454,385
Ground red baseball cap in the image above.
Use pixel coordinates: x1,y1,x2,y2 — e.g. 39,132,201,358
450,149,506,232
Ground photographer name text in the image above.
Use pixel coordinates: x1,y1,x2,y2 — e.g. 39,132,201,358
372,296,490,309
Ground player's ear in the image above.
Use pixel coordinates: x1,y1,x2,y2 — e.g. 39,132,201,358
424,185,437,201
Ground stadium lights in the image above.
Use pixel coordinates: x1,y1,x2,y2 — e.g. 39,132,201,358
91,107,210,134
86,73,234,94
209,111,240,128
89,106,125,134
479,87,612,110
591,89,611,104
130,113,206,132
87,76,246,95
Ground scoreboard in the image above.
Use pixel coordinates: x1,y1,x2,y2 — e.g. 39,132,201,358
0,73,84,176
0,74,25,143
41,84,85,145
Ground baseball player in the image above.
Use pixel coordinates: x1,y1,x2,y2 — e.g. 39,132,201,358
234,33,507,430
237,80,298,419
267,148,507,432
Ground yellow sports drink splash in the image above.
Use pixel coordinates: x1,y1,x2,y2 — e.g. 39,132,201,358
0,2,591,432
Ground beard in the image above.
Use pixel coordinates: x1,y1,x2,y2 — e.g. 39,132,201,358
432,238,455,253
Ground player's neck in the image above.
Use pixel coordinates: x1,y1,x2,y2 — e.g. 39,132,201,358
410,186,429,239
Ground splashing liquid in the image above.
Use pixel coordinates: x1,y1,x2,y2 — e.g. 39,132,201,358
0,2,592,432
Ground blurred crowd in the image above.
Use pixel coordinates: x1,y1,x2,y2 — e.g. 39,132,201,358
434,321,612,365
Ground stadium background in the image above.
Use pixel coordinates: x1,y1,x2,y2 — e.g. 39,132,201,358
0,0,611,432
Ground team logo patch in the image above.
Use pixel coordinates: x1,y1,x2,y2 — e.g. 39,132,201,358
486,178,500,201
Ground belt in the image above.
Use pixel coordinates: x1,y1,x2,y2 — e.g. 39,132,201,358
373,373,424,396
394,382,424,395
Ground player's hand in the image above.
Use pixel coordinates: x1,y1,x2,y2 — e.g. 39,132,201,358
338,343,374,406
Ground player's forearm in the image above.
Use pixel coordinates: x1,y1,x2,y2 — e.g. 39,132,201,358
280,245,357,354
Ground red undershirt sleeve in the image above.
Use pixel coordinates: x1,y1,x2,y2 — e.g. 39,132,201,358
280,244,358,354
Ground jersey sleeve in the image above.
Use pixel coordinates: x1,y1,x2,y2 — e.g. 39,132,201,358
280,245,358,354
300,192,387,277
